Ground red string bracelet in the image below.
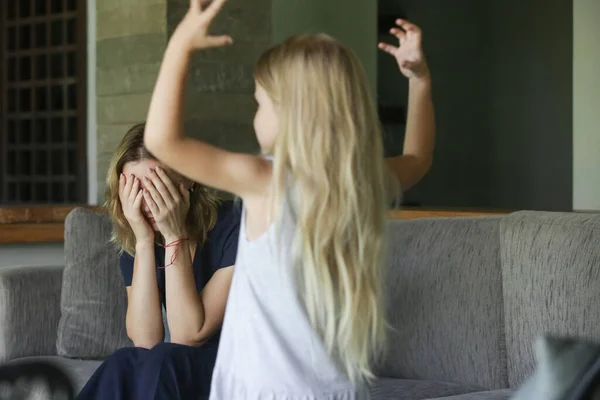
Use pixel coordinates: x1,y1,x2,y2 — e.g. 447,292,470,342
158,238,190,269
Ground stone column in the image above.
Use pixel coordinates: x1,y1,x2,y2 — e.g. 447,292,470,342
95,0,168,202
167,0,270,151
95,0,270,202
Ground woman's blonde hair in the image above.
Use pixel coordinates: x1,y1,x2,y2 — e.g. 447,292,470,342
103,123,221,255
255,35,397,383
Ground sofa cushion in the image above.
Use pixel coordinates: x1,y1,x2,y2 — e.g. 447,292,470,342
7,356,102,394
57,208,131,358
370,378,483,400
426,388,514,399
500,211,600,387
0,265,63,363
377,217,508,390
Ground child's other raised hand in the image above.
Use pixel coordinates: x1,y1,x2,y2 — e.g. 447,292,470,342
171,0,233,52
378,19,429,81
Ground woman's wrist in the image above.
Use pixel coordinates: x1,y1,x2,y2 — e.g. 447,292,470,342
135,238,155,252
163,233,189,244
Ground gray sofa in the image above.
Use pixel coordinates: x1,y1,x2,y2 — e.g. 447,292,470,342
1,208,600,399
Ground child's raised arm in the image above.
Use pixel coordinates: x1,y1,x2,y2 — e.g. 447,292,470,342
144,0,271,198
379,19,436,191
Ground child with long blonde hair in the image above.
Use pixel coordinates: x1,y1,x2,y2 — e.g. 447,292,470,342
144,0,434,398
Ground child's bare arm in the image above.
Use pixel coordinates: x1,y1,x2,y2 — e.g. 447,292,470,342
386,78,435,190
144,0,271,198
379,19,436,191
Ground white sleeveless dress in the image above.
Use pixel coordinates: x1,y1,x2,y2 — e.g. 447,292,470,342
209,201,370,400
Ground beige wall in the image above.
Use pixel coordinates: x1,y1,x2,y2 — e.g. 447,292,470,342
573,0,600,211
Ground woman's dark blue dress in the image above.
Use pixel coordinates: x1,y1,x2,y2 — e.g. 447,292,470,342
77,201,240,400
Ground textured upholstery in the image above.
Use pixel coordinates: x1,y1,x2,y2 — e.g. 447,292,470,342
500,211,600,387
3,209,600,399
370,378,483,400
426,388,515,400
0,265,64,362
56,207,131,358
377,217,508,390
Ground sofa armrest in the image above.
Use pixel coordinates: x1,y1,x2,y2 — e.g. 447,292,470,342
0,265,64,363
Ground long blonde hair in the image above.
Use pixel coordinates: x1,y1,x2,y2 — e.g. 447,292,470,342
255,35,397,383
103,123,221,255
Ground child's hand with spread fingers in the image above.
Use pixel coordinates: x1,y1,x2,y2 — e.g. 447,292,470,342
171,0,233,52
379,19,430,81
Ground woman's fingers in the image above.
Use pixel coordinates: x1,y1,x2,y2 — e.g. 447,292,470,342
130,177,141,202
154,167,180,201
133,189,144,210
119,173,126,194
143,189,159,215
118,174,129,204
148,169,174,205
144,176,167,210
122,174,134,198
180,183,191,205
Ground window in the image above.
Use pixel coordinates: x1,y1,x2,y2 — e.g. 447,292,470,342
1,0,86,205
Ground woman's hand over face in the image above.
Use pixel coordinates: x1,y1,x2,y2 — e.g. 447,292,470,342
119,174,154,243
143,167,191,242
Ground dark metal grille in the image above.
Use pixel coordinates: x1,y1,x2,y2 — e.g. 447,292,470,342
1,0,86,204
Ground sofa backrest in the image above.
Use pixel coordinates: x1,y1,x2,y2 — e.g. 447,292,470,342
500,211,600,387
57,207,131,358
61,207,600,387
377,217,508,390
